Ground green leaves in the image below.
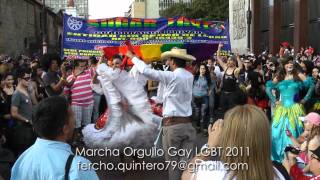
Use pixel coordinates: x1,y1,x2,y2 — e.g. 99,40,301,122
160,0,229,21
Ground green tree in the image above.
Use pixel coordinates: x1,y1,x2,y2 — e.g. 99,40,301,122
160,0,229,21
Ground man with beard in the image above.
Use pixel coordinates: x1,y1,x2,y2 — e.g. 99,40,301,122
11,96,98,180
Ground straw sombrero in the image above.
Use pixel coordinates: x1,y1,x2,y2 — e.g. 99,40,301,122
160,47,196,61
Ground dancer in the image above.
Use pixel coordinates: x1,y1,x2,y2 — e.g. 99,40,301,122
266,58,314,162
82,55,161,149
126,47,196,180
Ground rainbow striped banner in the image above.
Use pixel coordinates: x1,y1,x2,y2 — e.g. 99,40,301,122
63,14,231,61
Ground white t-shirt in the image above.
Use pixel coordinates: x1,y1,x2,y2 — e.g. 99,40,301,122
194,161,285,180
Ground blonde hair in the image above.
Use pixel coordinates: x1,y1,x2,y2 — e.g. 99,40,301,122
220,105,276,180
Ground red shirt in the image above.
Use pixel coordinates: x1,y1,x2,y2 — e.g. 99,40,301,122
290,164,319,180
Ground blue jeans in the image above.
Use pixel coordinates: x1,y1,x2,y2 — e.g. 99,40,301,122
92,92,101,123
192,96,208,129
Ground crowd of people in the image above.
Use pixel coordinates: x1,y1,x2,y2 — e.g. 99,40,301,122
0,42,320,179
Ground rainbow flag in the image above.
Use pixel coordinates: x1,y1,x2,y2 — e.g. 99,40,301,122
103,43,219,63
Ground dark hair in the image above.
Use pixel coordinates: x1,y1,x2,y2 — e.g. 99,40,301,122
112,54,122,60
278,58,301,82
40,53,61,72
301,60,314,76
33,96,70,139
74,59,87,67
172,57,186,68
194,64,211,87
233,89,248,106
17,68,31,79
89,56,98,65
2,72,13,81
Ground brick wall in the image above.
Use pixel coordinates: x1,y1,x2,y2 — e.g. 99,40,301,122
0,0,62,56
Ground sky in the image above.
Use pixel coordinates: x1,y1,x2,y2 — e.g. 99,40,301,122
89,0,133,19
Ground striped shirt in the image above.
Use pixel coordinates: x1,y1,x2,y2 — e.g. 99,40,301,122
64,70,93,106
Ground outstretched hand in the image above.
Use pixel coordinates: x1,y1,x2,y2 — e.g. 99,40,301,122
126,50,134,59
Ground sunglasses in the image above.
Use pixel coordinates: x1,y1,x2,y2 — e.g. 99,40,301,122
311,153,320,161
22,77,31,81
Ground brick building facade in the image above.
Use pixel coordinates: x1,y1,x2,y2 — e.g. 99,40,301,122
0,0,63,56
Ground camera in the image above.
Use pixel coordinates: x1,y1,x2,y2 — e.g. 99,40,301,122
284,145,300,155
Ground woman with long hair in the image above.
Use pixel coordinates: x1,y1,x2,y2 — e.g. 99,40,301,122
192,64,211,135
299,60,316,112
182,105,287,180
266,58,314,162
31,64,46,101
216,43,243,113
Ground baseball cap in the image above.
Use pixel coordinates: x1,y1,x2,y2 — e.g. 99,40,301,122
300,112,320,126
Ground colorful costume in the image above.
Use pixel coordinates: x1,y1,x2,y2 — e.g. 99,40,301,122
82,64,161,149
266,79,314,162
311,79,320,113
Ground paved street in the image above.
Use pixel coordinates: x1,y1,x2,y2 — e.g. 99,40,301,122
82,111,224,180
84,132,207,180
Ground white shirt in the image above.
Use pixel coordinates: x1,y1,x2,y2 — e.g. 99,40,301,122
151,67,169,104
96,64,148,105
195,161,285,180
132,57,194,117
214,65,223,82
151,82,165,103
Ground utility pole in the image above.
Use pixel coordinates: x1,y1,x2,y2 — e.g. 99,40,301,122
42,0,47,54
246,0,252,51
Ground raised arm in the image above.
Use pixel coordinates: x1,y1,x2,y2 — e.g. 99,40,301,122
126,51,173,84
216,43,227,71
265,80,277,104
235,49,243,70
301,76,315,103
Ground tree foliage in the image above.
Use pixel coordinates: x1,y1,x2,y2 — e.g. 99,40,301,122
160,0,229,21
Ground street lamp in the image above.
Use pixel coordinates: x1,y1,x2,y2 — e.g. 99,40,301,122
246,0,252,51
42,0,47,54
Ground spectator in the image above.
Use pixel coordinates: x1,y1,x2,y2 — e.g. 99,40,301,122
11,96,99,180
216,43,242,113
1,73,15,119
41,54,67,96
283,143,320,179
10,68,36,155
288,112,320,148
31,64,47,102
192,64,211,136
182,105,288,180
2,73,15,98
89,56,101,122
64,60,93,144
264,57,279,82
208,68,217,123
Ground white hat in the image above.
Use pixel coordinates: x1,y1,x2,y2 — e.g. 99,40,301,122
161,47,196,61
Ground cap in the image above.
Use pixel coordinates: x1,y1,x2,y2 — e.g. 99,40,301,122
301,112,320,126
